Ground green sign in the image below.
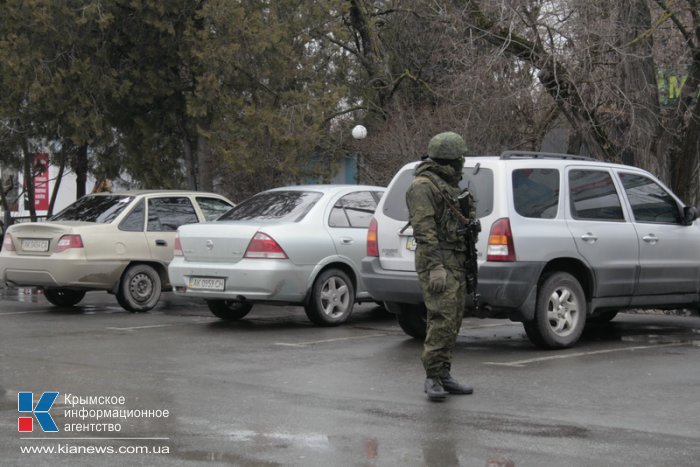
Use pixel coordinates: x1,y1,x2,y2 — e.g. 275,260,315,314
657,69,699,106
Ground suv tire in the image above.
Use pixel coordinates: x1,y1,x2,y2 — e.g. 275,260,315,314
524,271,586,349
396,302,428,339
117,264,162,312
44,288,86,307
207,299,253,320
304,268,355,326
588,310,618,323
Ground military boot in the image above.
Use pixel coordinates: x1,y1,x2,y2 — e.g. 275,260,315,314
424,377,448,402
440,371,473,395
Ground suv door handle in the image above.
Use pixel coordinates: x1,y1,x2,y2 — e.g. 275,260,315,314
155,239,167,246
339,237,354,245
580,233,598,243
642,234,658,244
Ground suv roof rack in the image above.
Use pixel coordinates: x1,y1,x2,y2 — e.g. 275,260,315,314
500,150,594,161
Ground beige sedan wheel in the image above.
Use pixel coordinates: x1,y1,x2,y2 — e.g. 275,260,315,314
117,264,162,312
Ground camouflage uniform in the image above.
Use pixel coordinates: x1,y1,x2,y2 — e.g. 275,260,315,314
406,133,476,384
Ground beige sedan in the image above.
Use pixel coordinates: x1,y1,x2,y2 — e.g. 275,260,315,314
0,190,234,311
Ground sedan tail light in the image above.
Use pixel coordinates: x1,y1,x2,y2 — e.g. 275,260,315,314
244,232,288,259
55,234,83,253
173,233,183,257
366,217,379,257
2,233,16,251
487,218,516,261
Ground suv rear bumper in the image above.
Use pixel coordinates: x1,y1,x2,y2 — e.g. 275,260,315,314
361,257,423,304
361,257,544,320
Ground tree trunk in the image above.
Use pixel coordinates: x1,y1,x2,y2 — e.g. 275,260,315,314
196,119,214,192
22,139,37,222
48,150,66,217
182,134,197,190
668,82,700,205
75,144,89,199
616,0,664,177
667,5,700,206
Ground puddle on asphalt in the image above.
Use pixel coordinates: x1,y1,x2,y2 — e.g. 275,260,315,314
0,287,45,303
0,387,19,410
173,449,281,466
168,430,331,465
583,318,700,347
225,430,330,450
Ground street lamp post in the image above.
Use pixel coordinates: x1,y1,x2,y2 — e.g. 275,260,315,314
351,125,367,184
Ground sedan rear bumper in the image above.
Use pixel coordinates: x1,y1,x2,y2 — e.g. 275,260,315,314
168,257,313,303
0,254,125,290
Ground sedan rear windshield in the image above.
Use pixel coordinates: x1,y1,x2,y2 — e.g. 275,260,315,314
50,195,135,223
219,191,322,222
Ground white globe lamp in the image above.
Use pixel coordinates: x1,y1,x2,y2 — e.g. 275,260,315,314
352,124,367,140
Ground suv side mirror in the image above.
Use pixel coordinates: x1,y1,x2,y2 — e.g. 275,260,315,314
683,206,698,225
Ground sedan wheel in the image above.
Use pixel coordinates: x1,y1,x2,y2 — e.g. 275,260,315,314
304,268,355,326
524,271,586,349
207,299,253,321
117,264,162,312
44,288,86,307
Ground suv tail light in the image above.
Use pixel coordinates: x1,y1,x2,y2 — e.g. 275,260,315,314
173,233,183,257
2,233,16,251
244,232,288,259
487,218,516,261
55,234,83,253
367,217,379,257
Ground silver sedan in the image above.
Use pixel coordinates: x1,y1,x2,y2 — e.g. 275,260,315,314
168,185,385,325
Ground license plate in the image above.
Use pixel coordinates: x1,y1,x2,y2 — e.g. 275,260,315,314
188,277,225,291
21,239,49,252
405,237,417,251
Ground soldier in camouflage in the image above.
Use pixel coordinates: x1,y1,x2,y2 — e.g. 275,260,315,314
406,131,476,402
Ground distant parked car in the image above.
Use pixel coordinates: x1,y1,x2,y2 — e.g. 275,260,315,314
168,184,385,325
0,191,234,311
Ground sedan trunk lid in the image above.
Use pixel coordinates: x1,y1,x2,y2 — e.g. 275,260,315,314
177,222,262,263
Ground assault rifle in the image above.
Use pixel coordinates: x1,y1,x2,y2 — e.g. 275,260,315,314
457,190,481,311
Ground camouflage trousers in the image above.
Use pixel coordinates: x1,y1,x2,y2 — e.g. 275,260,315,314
418,265,467,378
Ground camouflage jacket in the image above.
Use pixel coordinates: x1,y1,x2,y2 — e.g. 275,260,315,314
406,160,475,273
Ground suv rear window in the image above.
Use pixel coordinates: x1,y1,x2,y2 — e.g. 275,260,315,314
382,166,494,221
219,191,322,222
50,195,134,223
513,169,560,219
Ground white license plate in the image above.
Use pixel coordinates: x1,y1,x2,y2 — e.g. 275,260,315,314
188,277,225,291
21,239,49,252
405,237,417,251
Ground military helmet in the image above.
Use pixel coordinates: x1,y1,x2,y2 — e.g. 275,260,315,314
427,131,467,160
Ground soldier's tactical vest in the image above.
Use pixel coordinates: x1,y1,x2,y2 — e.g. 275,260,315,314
414,171,467,253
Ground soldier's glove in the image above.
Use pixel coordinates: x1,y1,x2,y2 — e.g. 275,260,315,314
429,265,448,293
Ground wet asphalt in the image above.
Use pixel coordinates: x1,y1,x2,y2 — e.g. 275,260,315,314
1,289,699,466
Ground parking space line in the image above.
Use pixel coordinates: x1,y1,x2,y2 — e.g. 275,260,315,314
483,342,685,367
275,333,388,347
0,311,47,315
464,322,521,329
105,324,175,331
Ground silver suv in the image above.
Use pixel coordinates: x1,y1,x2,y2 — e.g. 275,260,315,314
362,152,700,349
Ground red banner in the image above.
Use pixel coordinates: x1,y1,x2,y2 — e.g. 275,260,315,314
33,153,50,211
